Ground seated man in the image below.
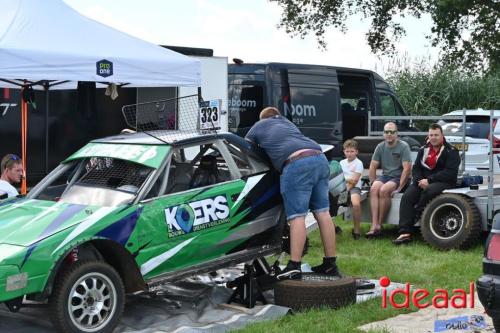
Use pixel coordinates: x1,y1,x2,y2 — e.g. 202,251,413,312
393,123,460,245
367,122,412,238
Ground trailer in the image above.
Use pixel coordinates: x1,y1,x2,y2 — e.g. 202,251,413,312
342,110,500,250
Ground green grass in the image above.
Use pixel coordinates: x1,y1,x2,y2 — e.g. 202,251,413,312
234,218,484,333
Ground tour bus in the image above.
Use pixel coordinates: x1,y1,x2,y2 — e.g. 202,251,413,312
228,62,417,160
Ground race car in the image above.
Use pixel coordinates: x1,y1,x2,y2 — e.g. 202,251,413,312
0,129,344,333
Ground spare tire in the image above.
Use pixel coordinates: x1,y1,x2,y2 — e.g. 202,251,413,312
421,193,481,250
274,274,356,311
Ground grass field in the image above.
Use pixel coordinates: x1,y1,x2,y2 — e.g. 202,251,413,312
235,218,484,333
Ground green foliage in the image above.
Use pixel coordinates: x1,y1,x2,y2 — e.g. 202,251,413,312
235,218,483,333
272,0,500,72
385,59,500,115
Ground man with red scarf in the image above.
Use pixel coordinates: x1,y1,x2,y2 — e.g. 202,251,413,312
393,123,460,244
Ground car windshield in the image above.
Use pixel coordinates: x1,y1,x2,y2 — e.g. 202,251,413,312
31,157,154,206
438,117,489,139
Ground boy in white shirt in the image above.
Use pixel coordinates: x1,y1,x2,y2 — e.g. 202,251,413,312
340,140,364,239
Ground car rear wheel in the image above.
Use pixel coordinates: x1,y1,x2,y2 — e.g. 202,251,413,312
274,274,356,311
49,260,124,333
494,317,500,331
421,193,481,250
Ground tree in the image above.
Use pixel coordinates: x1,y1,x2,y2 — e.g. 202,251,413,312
271,0,500,72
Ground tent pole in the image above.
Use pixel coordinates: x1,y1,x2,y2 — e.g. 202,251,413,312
44,81,49,174
20,90,27,195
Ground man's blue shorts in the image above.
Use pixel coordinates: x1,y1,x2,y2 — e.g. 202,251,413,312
280,154,330,220
375,175,400,187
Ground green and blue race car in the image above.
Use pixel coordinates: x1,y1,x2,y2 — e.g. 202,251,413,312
0,129,345,333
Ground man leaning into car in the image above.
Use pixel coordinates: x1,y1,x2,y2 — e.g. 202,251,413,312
393,123,460,245
245,107,340,280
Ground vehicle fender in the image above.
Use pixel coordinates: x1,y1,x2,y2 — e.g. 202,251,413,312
40,238,145,299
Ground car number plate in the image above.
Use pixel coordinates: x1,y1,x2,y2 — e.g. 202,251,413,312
453,144,468,151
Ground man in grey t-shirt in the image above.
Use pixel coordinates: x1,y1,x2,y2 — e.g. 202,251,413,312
367,122,412,238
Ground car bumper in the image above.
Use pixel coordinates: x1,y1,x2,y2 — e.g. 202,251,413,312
0,265,25,302
477,275,500,318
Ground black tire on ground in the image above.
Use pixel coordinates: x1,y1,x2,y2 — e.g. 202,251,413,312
493,317,500,331
421,193,482,250
49,260,125,333
274,274,356,311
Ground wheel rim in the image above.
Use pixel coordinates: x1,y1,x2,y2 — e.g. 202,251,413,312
428,203,464,240
68,272,117,332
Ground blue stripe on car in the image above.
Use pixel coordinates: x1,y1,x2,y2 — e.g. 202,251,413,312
21,204,87,267
252,184,279,209
96,207,143,246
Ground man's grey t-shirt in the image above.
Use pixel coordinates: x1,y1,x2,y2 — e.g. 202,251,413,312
245,115,321,171
372,140,412,178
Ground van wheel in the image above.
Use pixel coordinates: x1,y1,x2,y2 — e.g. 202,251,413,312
274,274,356,311
421,194,481,250
49,261,124,333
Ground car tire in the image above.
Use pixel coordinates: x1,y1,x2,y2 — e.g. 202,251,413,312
274,274,356,311
421,193,481,250
493,317,500,331
49,260,125,333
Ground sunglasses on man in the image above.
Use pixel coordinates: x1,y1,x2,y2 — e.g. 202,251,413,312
383,130,397,135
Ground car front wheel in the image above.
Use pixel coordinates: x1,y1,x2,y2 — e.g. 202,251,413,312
49,260,125,333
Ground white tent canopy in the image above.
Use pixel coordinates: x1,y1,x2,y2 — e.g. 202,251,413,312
0,0,201,89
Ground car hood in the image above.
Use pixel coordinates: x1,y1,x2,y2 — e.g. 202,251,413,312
0,198,103,246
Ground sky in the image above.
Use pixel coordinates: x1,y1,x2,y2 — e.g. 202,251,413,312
62,0,439,75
